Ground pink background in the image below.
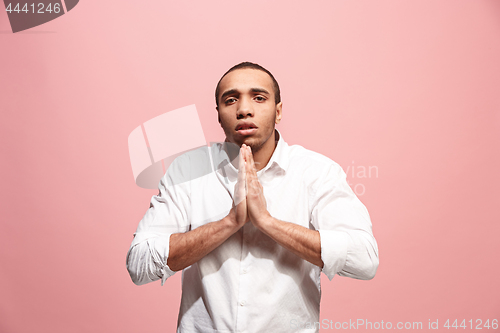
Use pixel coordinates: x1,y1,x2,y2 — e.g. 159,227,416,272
1,0,499,332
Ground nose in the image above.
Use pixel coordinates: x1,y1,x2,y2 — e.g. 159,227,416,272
236,96,253,119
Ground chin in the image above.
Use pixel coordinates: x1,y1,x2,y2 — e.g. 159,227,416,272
246,140,264,153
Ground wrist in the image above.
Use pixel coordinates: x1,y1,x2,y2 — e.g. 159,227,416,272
223,210,242,232
253,212,273,231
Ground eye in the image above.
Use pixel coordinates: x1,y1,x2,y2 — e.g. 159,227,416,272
225,98,237,105
255,96,266,102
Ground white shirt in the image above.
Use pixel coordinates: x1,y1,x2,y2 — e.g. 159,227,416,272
126,129,379,333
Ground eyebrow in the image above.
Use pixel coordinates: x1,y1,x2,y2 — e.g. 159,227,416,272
220,88,271,102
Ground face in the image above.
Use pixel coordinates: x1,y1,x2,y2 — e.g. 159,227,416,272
216,68,282,153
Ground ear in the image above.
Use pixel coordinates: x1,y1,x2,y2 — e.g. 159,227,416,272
275,102,283,125
217,108,221,124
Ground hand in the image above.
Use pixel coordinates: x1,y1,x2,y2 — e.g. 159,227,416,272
243,145,271,228
228,144,250,228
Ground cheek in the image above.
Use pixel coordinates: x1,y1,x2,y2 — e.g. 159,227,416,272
218,113,229,125
264,112,277,126
219,116,234,133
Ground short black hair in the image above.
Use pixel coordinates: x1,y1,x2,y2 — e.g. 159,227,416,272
215,62,281,108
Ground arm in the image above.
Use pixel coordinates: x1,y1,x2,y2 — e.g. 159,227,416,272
242,145,323,267
242,145,378,280
126,146,249,285
256,216,323,268
311,164,379,281
169,145,250,271
167,207,245,271
127,208,246,285
126,154,191,286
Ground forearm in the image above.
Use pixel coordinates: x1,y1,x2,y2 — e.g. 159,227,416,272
258,216,324,268
167,215,240,271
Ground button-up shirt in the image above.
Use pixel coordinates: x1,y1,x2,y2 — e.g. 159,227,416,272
126,129,379,333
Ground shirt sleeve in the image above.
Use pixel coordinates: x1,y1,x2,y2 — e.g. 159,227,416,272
311,163,379,281
126,154,191,286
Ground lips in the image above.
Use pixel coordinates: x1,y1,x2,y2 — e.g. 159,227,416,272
235,122,258,131
235,122,258,136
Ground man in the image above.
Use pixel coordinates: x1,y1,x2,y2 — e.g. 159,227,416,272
126,62,379,333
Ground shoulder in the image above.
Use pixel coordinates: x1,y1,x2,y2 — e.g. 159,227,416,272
164,146,213,186
282,143,346,193
284,144,350,201
286,143,343,175
169,145,216,170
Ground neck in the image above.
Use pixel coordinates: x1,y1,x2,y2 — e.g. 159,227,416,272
251,130,278,171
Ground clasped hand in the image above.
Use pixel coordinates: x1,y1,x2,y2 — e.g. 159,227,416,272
231,144,271,228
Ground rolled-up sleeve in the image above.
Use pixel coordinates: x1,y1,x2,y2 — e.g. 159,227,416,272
311,163,379,281
126,155,191,286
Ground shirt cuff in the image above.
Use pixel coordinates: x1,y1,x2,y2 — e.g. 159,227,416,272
318,229,351,280
147,235,176,286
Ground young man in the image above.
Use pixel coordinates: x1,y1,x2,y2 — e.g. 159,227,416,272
126,62,379,333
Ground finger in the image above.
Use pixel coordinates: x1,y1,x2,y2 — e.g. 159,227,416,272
242,151,247,196
246,146,257,174
241,144,247,162
235,147,246,205
244,145,250,167
245,150,255,182
239,145,245,169
242,146,252,185
241,147,247,179
245,149,259,192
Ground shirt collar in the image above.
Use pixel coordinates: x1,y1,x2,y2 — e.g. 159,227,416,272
259,128,289,175
211,128,289,182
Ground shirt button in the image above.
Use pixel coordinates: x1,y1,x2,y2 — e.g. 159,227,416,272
242,269,247,274
239,300,246,306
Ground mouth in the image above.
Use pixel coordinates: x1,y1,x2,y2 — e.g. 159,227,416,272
235,122,258,136
236,128,258,136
